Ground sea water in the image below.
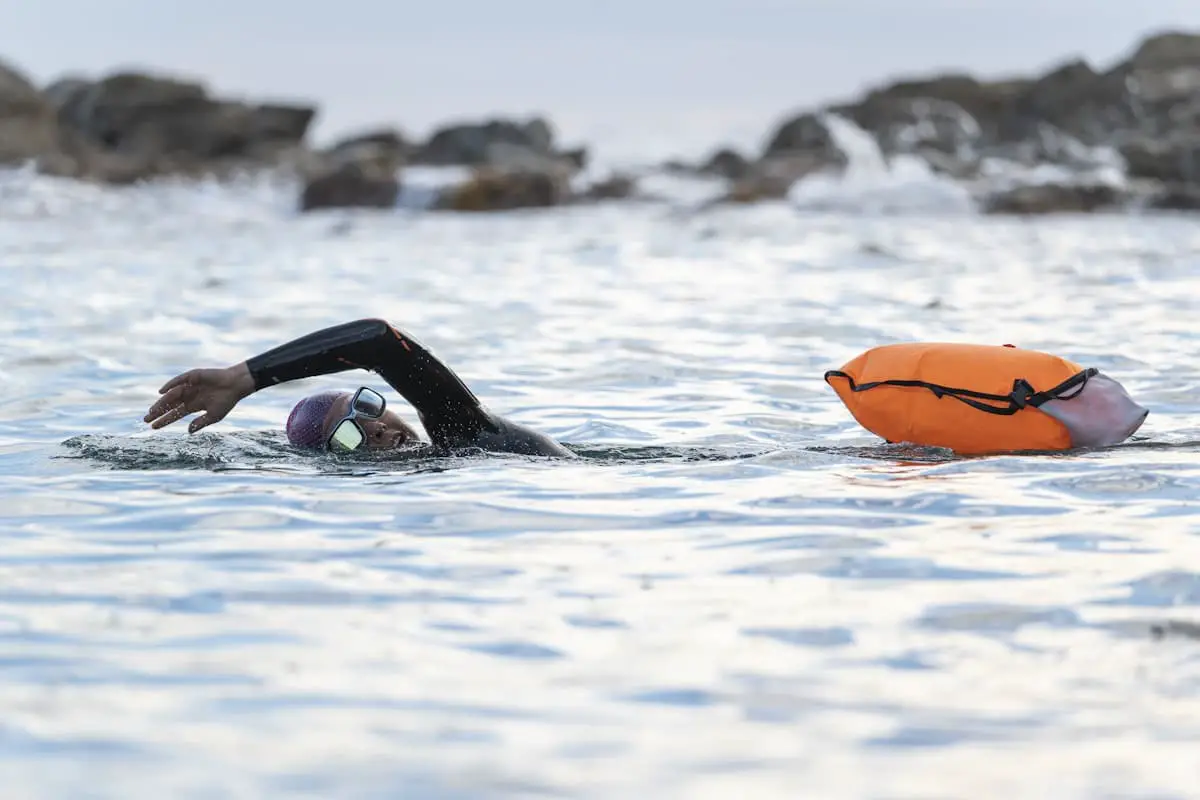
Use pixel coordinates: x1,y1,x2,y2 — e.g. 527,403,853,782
1,121,1200,799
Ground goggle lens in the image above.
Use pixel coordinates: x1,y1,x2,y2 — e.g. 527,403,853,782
352,388,385,418
329,419,365,452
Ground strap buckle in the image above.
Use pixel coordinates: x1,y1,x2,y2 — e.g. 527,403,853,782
1010,379,1036,409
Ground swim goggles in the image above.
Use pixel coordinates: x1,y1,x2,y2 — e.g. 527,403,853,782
326,387,386,453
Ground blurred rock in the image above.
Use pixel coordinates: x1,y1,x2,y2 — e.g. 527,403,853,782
1119,135,1200,184
11,67,315,184
313,127,408,180
0,58,58,165
1145,184,1200,210
4,27,1200,214
434,165,571,212
699,147,751,181
300,162,399,212
576,172,638,202
980,182,1123,214
762,112,847,167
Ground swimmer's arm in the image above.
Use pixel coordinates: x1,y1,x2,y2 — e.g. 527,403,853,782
243,318,496,446
147,318,571,456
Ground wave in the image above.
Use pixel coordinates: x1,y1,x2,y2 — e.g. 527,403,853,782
62,431,1195,475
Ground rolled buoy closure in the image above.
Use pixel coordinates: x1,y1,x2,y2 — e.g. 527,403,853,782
824,342,1148,454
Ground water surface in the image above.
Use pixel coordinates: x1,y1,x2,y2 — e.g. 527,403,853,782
2,170,1200,799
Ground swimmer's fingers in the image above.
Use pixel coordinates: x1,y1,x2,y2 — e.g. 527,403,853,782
158,367,225,395
146,403,192,430
144,383,193,423
158,370,198,395
187,412,215,434
147,367,241,432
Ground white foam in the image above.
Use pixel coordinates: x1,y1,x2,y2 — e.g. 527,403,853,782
786,114,976,214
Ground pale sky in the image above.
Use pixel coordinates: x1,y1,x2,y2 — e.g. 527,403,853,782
5,1,1199,159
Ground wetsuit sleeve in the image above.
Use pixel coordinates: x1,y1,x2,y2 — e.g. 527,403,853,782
244,318,498,446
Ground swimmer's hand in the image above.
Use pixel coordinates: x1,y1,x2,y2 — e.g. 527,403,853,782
143,363,256,434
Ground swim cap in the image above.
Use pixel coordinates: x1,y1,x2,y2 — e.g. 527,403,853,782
285,391,346,449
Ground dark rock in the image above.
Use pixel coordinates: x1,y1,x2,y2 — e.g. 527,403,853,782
762,112,845,166
329,128,408,153
835,74,1030,148
42,70,315,182
315,127,408,181
998,60,1115,145
42,76,90,112
560,146,589,171
699,147,750,181
577,173,637,202
980,182,1123,214
299,162,399,212
1145,184,1200,210
712,151,841,205
54,72,206,147
414,117,555,166
0,58,58,164
1128,31,1200,70
659,158,695,175
1119,136,1200,183
434,166,571,212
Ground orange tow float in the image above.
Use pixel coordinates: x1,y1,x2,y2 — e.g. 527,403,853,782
824,342,1148,455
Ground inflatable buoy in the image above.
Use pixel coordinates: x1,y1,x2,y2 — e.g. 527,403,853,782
824,342,1148,454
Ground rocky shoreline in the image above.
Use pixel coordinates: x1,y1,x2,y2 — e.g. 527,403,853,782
1,29,1198,214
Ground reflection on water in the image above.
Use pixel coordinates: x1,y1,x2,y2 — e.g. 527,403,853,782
2,172,1200,798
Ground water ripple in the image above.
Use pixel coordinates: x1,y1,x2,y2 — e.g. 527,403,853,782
1,174,1199,797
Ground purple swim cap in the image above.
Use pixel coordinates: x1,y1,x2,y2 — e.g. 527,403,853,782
285,391,346,449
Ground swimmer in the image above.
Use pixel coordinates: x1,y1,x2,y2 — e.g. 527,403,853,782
143,318,574,458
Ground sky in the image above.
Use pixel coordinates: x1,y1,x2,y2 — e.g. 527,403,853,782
5,1,1199,160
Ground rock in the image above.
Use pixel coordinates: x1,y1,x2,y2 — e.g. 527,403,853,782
434,166,571,212
832,95,984,177
317,127,408,180
409,116,587,178
54,72,204,146
45,70,315,182
717,179,793,205
1001,59,1117,144
714,113,852,204
559,146,589,171
739,28,1200,202
1119,136,1200,183
659,158,695,175
1128,31,1200,70
0,58,58,165
918,148,982,180
299,161,399,212
414,117,556,166
762,112,846,166
980,182,1123,214
712,151,840,205
835,74,1029,148
1076,32,1200,139
699,147,750,181
42,76,90,111
1145,184,1200,210
326,128,408,158
577,173,637,202
298,130,406,212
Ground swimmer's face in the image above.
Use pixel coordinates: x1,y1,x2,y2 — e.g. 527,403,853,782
321,392,420,451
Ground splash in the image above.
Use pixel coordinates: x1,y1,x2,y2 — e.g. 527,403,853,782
786,114,976,214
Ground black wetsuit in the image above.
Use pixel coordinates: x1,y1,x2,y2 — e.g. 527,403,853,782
245,318,573,458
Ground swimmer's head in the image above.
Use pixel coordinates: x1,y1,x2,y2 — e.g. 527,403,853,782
285,391,343,449
285,389,419,451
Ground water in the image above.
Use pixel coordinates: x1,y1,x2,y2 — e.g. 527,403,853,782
2,140,1200,799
